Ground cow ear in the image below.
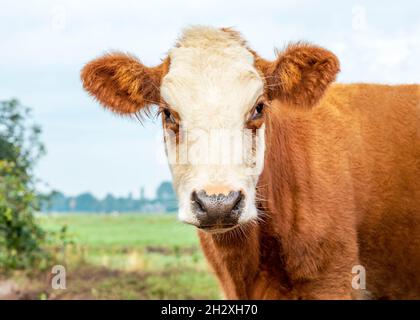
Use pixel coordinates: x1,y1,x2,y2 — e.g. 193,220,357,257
81,53,168,115
256,43,340,108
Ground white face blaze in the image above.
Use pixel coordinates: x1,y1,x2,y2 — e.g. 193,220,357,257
160,27,266,227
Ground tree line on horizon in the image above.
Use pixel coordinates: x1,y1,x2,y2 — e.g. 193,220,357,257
41,181,178,213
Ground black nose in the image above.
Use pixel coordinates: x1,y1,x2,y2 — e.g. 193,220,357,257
191,190,244,229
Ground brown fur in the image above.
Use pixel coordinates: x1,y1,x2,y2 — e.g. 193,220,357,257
81,29,420,300
81,53,169,115
255,43,340,108
200,83,420,299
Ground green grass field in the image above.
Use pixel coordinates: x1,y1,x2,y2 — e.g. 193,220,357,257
9,214,221,300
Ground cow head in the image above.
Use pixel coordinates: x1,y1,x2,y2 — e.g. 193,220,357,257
81,26,339,233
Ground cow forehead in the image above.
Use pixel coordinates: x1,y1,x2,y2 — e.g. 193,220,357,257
160,28,264,124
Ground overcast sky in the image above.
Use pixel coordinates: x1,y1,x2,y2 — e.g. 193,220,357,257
1,0,419,198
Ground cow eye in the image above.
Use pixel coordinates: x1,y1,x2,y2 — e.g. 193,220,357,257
163,109,176,124
250,102,265,121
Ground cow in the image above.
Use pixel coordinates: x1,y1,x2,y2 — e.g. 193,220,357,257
81,26,420,299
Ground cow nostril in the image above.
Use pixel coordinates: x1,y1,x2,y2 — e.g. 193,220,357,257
191,191,206,213
232,191,244,212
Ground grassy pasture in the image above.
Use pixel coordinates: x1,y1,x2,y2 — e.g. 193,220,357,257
2,214,220,300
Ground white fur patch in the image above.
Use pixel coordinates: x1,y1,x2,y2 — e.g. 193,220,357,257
160,26,265,226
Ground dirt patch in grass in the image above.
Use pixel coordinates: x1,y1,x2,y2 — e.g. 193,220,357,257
0,280,22,300
0,264,220,300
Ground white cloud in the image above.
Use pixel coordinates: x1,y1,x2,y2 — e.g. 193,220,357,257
334,22,420,83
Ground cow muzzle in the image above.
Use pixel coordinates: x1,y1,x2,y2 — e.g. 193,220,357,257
189,189,245,233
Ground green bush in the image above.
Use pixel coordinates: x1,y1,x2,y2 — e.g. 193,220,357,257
0,99,50,270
